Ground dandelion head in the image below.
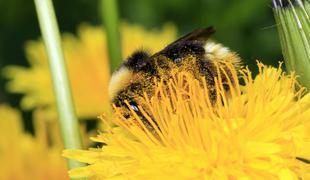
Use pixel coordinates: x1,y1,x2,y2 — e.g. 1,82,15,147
64,61,310,179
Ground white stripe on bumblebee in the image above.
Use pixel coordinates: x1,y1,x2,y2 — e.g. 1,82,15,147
108,67,133,100
204,42,230,59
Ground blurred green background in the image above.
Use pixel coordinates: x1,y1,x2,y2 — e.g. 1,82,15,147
0,0,281,107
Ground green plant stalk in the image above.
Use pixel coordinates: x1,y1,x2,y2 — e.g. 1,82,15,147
273,0,310,89
100,0,122,72
34,0,84,170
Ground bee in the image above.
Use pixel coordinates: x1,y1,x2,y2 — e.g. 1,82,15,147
108,27,241,119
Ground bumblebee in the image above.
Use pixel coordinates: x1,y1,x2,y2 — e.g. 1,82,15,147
109,27,241,118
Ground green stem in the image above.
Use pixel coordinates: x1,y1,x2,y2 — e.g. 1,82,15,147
34,0,84,171
100,0,122,72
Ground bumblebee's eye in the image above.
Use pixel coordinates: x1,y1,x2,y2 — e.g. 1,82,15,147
128,100,140,113
174,57,182,63
130,104,139,112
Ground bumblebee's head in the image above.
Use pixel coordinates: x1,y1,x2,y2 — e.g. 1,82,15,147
108,50,155,118
109,50,150,100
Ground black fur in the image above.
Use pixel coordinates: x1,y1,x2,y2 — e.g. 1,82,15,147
124,50,151,72
159,41,205,63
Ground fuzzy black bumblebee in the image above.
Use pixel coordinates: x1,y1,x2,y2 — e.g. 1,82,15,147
109,27,241,118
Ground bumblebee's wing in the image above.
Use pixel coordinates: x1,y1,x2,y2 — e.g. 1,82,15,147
151,27,215,60
169,27,215,44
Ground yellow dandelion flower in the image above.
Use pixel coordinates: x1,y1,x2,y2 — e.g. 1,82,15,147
64,62,310,179
3,23,177,118
0,105,68,180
